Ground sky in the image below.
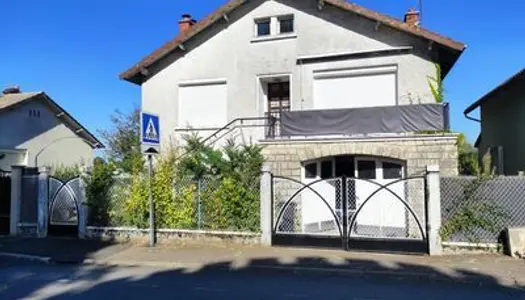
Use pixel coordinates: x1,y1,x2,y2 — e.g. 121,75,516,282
2,0,525,145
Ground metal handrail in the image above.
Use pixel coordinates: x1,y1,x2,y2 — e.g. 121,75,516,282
173,115,278,162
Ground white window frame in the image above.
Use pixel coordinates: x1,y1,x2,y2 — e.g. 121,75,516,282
251,15,297,43
277,15,294,35
254,17,271,37
256,73,293,116
301,159,336,180
354,157,406,180
301,156,406,181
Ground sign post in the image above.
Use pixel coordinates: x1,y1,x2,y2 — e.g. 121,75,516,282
141,112,161,247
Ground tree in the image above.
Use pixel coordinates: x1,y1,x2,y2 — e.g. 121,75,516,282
457,133,479,176
99,106,142,174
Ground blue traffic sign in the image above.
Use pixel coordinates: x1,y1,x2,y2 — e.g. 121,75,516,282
141,112,160,150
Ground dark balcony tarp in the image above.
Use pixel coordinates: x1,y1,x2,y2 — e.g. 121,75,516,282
280,103,450,137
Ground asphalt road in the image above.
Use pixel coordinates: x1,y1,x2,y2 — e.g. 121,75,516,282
0,258,524,300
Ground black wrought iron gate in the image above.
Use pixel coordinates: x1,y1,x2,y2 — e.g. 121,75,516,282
0,170,11,235
48,176,82,236
271,175,428,254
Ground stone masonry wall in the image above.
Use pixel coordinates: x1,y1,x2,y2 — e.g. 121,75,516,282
261,135,459,179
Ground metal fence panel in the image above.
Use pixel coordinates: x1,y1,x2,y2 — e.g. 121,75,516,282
178,176,260,232
441,176,525,243
102,174,260,232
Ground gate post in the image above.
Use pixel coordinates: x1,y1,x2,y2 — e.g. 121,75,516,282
10,166,23,236
37,167,49,238
78,166,88,239
426,165,442,256
260,165,272,246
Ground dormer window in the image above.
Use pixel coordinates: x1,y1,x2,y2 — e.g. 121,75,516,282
256,18,271,36
279,16,294,34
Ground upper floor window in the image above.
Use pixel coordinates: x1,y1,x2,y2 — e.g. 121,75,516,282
279,16,294,34
256,18,271,36
253,15,296,41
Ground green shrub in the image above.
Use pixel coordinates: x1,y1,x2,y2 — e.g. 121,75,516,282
90,136,264,232
51,164,81,181
85,158,115,226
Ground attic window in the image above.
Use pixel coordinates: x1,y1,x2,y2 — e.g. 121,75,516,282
29,109,41,118
255,18,271,36
279,16,294,34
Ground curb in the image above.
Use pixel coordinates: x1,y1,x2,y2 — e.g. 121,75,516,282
0,252,52,264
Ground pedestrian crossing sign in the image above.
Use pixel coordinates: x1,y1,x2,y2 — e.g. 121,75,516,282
141,112,160,154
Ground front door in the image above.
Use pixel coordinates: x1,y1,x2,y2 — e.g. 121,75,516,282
266,82,290,137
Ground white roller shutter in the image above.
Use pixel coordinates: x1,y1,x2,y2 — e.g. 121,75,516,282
178,81,228,129
313,66,397,109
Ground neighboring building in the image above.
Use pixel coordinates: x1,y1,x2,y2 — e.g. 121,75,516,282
464,68,525,175
0,87,103,171
121,0,466,242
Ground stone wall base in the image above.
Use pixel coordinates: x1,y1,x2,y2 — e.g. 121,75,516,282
18,224,38,238
86,227,262,245
442,241,501,255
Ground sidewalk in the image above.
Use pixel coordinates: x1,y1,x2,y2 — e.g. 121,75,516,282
1,237,524,288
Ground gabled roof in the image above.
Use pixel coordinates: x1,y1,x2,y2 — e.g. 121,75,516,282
464,68,525,115
0,92,104,149
120,0,466,85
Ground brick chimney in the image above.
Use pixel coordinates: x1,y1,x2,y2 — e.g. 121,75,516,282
404,8,420,26
2,85,21,95
179,14,196,34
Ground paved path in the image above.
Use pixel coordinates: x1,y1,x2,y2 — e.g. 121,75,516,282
1,237,525,288
0,258,523,300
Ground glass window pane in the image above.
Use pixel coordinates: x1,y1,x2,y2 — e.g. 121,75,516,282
279,18,294,34
283,82,290,93
321,161,333,179
335,156,355,177
304,163,317,179
383,162,403,179
257,20,270,36
357,160,376,180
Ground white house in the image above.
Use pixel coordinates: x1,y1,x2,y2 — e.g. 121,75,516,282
121,0,466,242
0,87,103,171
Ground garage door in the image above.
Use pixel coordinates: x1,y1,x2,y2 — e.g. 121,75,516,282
313,66,397,109
178,81,228,129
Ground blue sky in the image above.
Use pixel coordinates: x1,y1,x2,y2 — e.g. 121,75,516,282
2,0,524,144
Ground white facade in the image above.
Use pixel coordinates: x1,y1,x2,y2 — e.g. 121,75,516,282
0,100,94,170
134,0,458,241
141,0,437,147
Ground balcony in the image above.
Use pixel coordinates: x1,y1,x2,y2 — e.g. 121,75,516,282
175,103,450,147
266,103,450,140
